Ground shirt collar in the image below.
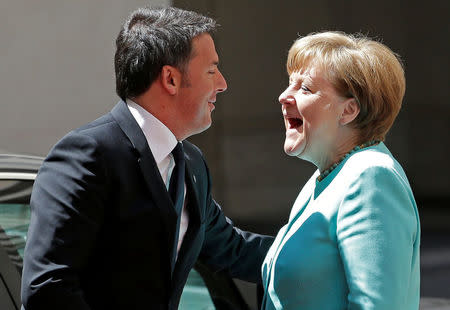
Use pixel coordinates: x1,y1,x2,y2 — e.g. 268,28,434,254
126,99,178,165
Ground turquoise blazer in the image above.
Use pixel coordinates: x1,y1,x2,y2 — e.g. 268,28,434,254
262,142,420,309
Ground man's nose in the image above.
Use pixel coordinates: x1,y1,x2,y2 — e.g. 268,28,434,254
216,70,227,93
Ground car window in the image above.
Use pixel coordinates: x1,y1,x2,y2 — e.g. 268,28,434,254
0,202,29,258
179,268,215,309
0,179,34,204
0,179,216,309
0,179,33,264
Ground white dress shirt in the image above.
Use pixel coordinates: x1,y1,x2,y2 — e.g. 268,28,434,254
127,99,189,257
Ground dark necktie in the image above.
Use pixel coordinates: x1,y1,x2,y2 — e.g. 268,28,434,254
169,142,185,216
169,142,185,273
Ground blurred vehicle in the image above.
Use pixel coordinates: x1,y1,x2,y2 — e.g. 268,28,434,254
0,154,250,310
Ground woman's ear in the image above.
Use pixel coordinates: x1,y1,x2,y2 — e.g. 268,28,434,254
339,98,360,126
160,65,181,95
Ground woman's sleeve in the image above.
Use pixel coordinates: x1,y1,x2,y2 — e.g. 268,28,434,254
336,166,420,309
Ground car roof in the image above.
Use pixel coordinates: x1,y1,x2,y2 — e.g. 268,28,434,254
0,154,43,179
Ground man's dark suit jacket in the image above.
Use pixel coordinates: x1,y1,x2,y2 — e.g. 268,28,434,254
21,101,273,309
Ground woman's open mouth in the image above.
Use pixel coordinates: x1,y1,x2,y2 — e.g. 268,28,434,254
287,117,303,129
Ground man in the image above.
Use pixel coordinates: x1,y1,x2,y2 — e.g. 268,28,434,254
21,7,273,310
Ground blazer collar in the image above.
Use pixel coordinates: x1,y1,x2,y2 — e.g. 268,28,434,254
111,101,154,158
126,99,178,165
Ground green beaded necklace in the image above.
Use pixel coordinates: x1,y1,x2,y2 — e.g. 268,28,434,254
316,140,381,182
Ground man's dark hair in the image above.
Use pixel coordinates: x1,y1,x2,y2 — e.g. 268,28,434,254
114,7,217,100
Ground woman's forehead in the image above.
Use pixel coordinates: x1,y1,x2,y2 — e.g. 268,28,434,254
291,60,336,85
289,64,321,80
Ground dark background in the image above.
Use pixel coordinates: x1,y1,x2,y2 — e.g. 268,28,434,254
174,0,450,300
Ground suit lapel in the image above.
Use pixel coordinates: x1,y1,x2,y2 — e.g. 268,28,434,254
111,101,203,287
111,101,176,216
110,101,178,274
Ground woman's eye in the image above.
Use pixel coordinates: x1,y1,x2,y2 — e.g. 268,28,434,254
301,85,311,92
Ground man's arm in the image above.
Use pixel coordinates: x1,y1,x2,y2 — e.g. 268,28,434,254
21,132,107,310
197,158,274,283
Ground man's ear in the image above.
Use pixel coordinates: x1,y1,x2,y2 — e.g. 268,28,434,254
339,98,360,126
160,65,182,95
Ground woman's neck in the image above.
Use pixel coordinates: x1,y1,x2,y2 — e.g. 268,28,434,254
317,134,361,173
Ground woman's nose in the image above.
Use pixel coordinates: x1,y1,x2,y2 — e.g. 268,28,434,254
278,88,294,105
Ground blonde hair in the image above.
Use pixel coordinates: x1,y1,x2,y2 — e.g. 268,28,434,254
287,31,405,142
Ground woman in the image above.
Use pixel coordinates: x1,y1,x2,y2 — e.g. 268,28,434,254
262,31,420,309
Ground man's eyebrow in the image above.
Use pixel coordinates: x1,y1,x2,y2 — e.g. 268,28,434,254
212,61,219,66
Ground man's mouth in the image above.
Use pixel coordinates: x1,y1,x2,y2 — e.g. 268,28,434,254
208,101,215,112
287,117,303,129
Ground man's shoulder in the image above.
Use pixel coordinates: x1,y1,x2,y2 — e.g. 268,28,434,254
60,109,125,145
50,109,124,156
182,140,210,176
73,111,116,136
182,140,204,159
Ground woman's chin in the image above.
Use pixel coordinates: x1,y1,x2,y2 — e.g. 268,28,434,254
284,140,305,157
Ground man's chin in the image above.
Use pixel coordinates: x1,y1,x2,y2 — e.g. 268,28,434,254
196,120,212,134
